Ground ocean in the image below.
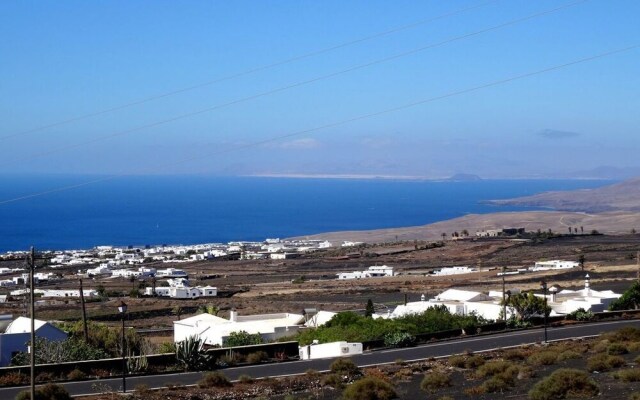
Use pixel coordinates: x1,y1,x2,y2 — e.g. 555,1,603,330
0,175,612,253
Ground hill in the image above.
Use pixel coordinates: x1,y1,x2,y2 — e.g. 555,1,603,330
490,177,640,212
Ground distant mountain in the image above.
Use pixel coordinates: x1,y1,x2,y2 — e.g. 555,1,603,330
491,177,640,212
566,166,640,180
447,173,482,182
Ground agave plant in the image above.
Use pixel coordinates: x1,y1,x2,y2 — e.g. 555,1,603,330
176,336,212,371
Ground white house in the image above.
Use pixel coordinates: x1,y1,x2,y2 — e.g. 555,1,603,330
541,275,621,315
304,311,337,328
144,285,217,299
531,260,579,271
156,268,188,278
173,310,304,346
431,266,478,276
337,265,394,280
0,317,67,366
299,341,363,360
35,289,99,298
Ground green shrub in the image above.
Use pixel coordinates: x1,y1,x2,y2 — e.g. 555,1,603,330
527,351,557,366
342,376,397,400
476,361,512,378
465,355,485,368
557,350,582,361
528,368,598,400
238,374,254,384
197,371,232,388
567,308,593,321
420,371,451,392
608,343,629,355
66,369,86,381
15,383,72,400
613,368,640,382
448,355,465,368
482,375,512,393
322,373,344,389
246,351,269,364
503,348,528,361
330,358,360,377
587,354,626,372
383,331,415,348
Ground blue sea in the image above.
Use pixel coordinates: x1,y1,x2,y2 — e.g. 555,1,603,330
0,175,613,253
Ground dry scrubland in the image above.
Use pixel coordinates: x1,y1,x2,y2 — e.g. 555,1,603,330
77,327,640,400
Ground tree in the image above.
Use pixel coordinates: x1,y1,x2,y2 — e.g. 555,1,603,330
503,292,550,321
578,254,585,271
365,299,375,317
609,281,640,311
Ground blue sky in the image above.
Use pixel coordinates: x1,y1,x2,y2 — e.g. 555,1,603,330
0,0,638,178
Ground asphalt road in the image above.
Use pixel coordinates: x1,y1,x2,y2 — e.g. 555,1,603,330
3,319,640,398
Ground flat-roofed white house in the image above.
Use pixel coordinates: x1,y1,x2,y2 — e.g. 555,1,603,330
173,310,304,346
531,260,579,271
0,317,67,366
337,265,394,280
542,275,621,315
144,285,217,299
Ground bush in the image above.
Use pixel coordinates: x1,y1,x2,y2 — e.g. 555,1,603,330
528,368,598,400
465,355,486,368
503,348,529,361
557,350,582,361
613,368,640,382
420,371,451,392
342,376,397,400
15,383,72,400
330,358,360,378
66,369,86,381
0,372,27,386
476,361,512,378
587,354,626,372
246,351,268,364
482,375,512,393
322,373,344,389
383,331,416,348
527,351,557,366
608,343,629,355
567,308,593,321
238,374,254,384
197,372,232,388
35,372,55,383
448,355,466,368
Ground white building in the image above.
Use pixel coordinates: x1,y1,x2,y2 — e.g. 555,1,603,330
0,317,67,366
542,275,621,315
35,289,99,298
86,265,111,276
337,265,394,280
304,311,337,328
144,285,217,299
431,266,478,276
531,260,579,271
173,310,304,346
299,341,363,360
156,268,188,278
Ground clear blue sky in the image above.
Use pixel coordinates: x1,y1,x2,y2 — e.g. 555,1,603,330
0,0,638,178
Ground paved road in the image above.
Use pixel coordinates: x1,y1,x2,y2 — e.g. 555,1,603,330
3,319,639,398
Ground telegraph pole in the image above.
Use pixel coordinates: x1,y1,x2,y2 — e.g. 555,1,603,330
79,279,89,342
502,266,507,320
27,247,36,400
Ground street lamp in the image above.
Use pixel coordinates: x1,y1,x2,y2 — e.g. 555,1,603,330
540,281,548,343
118,301,128,393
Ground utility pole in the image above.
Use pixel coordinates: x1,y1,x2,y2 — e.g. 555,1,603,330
79,279,89,342
27,247,36,400
502,266,507,320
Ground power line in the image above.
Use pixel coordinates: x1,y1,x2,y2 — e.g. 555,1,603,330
0,0,588,168
0,43,636,207
0,0,499,142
